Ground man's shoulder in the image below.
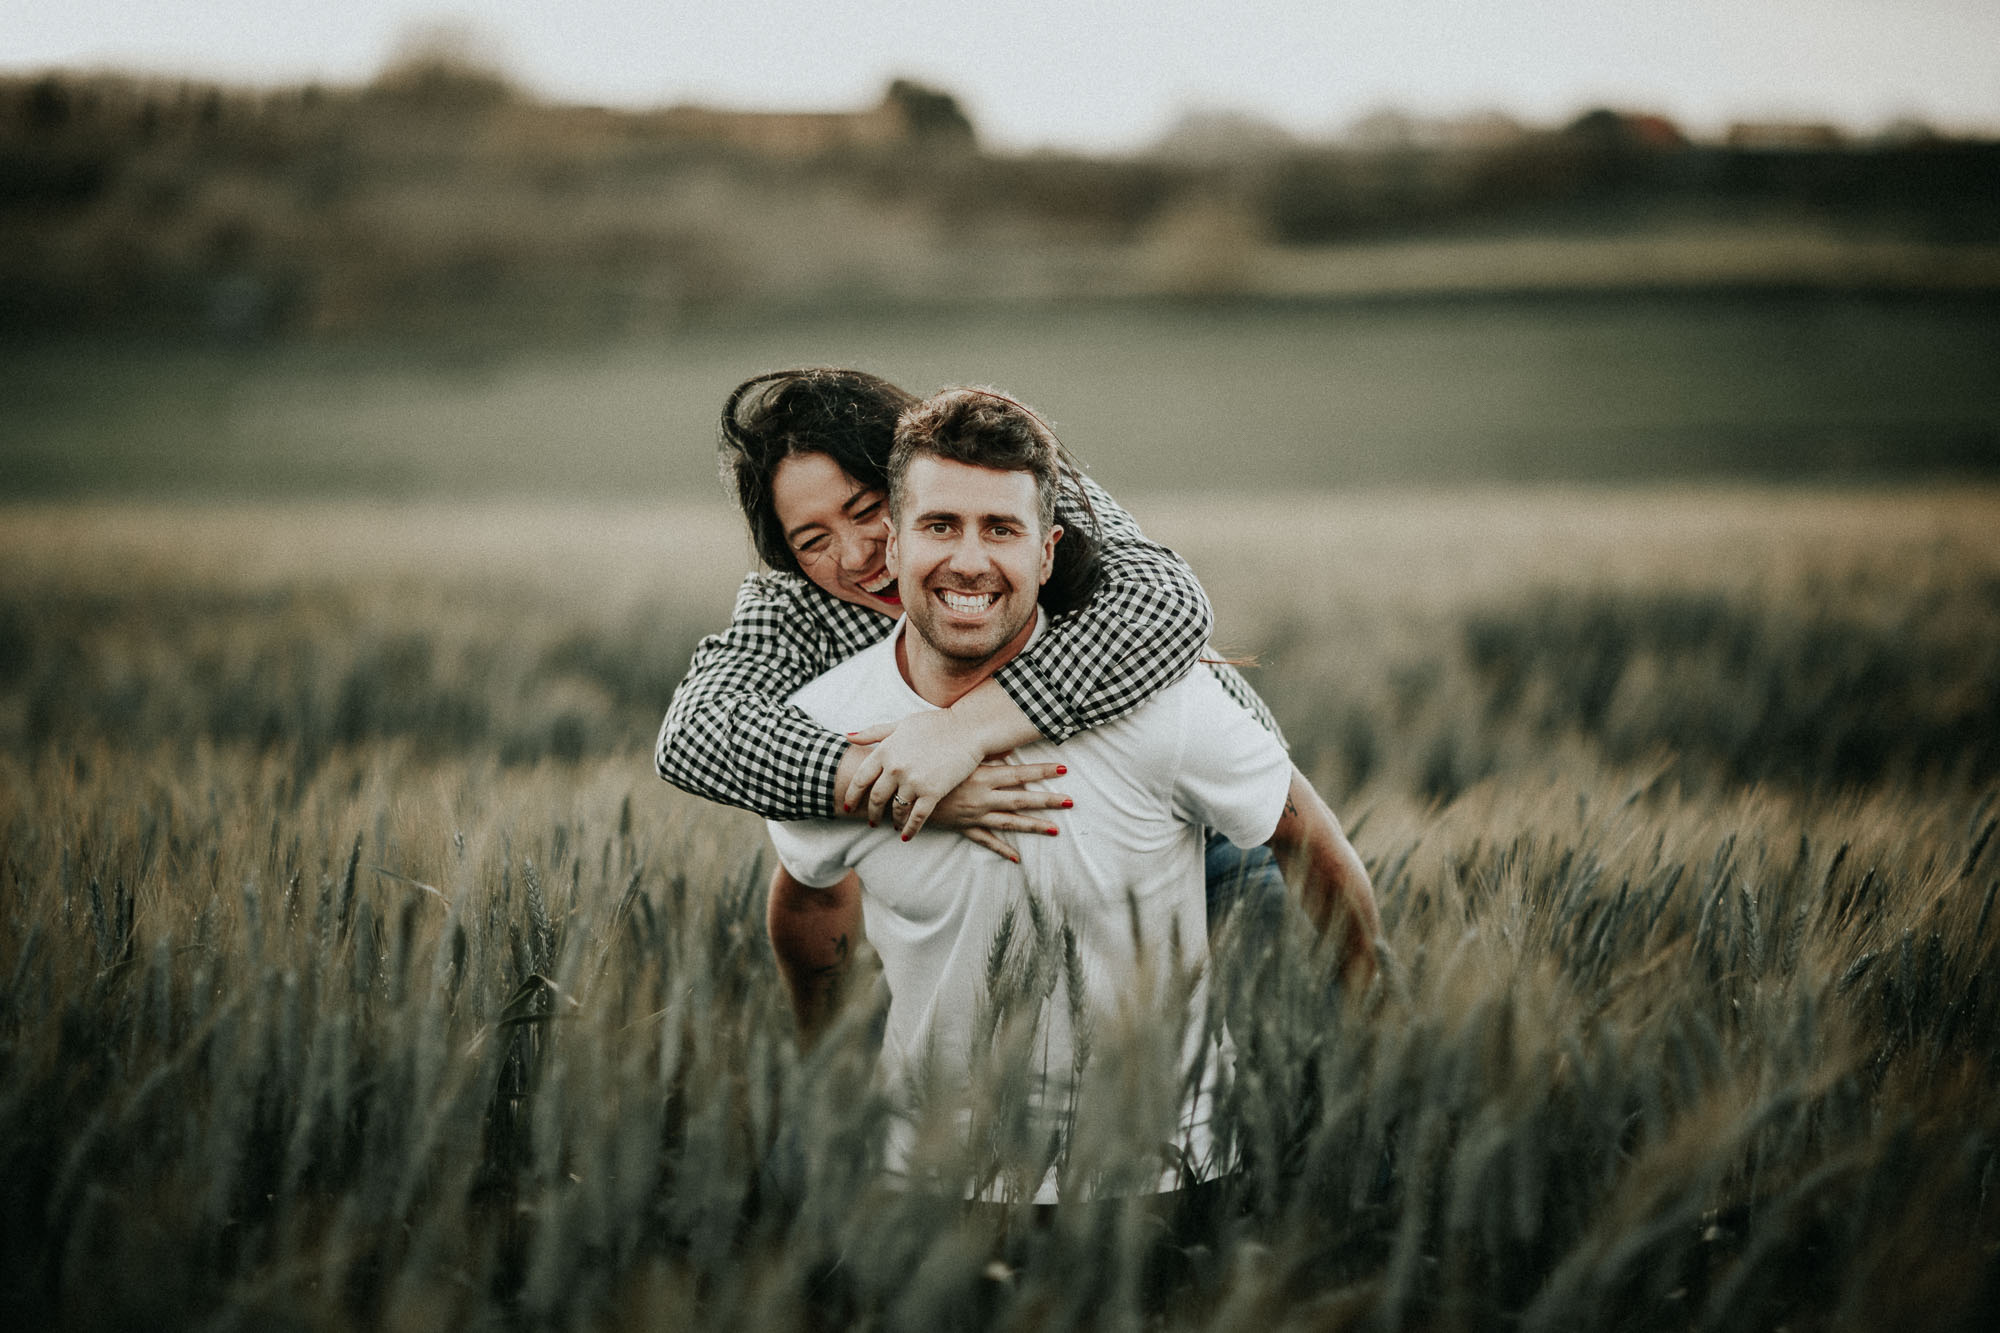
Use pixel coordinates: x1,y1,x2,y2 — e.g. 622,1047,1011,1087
1055,667,1212,783
1113,662,1235,734
1092,662,1286,774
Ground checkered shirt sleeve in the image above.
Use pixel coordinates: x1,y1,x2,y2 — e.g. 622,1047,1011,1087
987,476,1209,740
654,571,889,821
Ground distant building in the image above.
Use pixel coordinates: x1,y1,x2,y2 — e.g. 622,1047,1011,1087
641,80,974,156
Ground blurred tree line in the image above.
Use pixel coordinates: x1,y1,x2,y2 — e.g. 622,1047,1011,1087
3,60,1996,341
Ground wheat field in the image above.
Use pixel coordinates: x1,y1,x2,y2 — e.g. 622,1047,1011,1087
2,487,1997,1330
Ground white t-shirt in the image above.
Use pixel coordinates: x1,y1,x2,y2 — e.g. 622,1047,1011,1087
767,613,1294,1203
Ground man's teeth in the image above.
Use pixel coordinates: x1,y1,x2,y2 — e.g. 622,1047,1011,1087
940,590,997,613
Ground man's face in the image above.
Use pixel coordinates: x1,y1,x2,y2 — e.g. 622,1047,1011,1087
888,455,1059,670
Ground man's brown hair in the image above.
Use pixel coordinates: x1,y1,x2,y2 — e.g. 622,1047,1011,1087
888,387,1068,532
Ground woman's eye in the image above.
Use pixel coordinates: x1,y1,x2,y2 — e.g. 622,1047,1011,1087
796,534,827,554
855,501,881,520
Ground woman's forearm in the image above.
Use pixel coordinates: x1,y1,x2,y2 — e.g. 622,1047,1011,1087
991,475,1214,742
656,682,848,819
949,678,1044,754
655,572,882,820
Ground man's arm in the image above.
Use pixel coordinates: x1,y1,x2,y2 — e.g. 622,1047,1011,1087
1266,769,1382,987
766,865,863,1042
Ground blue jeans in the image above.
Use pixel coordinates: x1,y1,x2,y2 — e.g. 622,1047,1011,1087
1203,830,1289,947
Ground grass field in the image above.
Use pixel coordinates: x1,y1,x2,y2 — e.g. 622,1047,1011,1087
3,485,1999,1329
7,292,1999,500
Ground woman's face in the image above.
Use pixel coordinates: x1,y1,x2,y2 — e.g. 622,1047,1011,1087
768,451,903,617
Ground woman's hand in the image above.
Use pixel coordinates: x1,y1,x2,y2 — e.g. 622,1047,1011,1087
925,760,1071,862
842,710,989,836
842,710,1069,852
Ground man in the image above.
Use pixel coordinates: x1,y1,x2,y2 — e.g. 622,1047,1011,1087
655,366,1298,938
764,387,1381,1203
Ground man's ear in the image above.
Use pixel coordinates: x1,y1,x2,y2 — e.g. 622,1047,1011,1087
886,525,901,579
1038,524,1062,586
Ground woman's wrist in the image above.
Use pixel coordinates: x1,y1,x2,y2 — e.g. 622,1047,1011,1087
830,740,873,818
948,679,1043,759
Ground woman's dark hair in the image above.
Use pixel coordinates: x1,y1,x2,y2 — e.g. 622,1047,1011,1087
717,367,1100,614
718,367,917,576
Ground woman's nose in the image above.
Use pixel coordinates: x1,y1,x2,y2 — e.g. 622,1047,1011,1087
837,527,879,572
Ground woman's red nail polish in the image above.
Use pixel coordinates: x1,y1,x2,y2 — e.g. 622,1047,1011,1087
1046,827,1059,837
901,833,910,842
1056,765,1067,775
1061,798,1074,809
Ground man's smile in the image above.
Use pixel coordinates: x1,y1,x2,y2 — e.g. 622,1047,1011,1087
935,588,1000,616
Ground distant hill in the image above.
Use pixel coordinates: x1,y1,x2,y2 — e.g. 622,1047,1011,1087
3,71,1996,340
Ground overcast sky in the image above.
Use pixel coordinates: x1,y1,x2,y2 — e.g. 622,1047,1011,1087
9,1,1998,150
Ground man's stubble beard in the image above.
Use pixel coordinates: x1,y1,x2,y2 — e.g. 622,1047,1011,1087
905,579,1033,674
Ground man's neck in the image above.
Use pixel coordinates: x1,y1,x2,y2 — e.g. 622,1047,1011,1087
894,611,1043,708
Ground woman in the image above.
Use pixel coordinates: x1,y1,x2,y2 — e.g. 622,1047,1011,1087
655,367,1287,920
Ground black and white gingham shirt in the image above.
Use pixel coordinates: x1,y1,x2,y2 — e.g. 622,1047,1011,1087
655,475,1283,820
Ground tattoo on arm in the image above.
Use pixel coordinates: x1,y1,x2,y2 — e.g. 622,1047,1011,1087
1285,796,1300,818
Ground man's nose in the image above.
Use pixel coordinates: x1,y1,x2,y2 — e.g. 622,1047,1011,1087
944,533,990,575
